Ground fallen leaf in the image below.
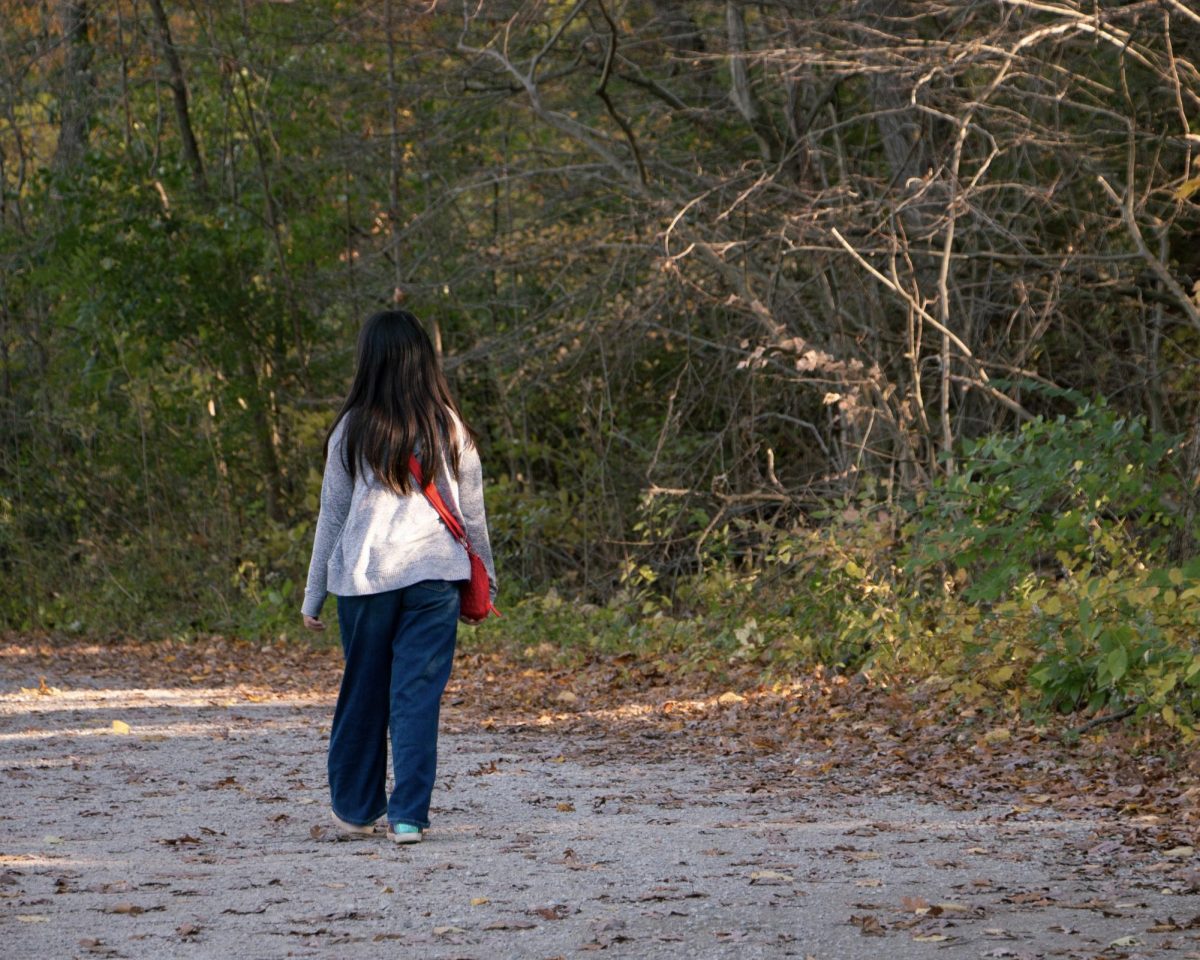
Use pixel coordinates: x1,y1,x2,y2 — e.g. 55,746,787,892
1147,919,1183,933
849,914,886,936
558,848,595,870
89,881,133,894
901,895,930,914
749,870,794,884
111,720,130,735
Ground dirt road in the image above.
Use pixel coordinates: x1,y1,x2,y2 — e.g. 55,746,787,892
2,640,1198,959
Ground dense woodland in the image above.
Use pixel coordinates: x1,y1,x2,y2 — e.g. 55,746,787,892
4,1,1200,729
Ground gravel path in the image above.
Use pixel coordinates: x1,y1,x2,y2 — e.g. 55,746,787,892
2,669,1198,958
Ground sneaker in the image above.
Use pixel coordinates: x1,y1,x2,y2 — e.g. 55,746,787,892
330,810,377,837
387,823,423,844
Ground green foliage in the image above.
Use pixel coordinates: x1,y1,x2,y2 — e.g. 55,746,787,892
908,395,1180,603
486,400,1200,738
982,561,1200,728
903,400,1200,732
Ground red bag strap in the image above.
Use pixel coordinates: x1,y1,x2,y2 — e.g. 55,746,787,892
409,455,469,547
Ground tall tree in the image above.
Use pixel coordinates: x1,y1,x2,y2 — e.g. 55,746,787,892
147,0,207,196
52,1,94,171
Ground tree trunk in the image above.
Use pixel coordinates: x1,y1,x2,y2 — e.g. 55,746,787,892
649,0,705,58
724,2,780,164
52,1,94,172
240,352,285,523
147,0,208,196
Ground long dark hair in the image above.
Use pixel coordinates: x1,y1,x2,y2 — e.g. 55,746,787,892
323,310,474,494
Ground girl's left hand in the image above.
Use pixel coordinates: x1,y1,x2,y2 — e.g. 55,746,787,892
459,615,485,626
303,614,326,632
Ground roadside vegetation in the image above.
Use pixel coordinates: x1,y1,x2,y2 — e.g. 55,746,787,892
4,2,1200,737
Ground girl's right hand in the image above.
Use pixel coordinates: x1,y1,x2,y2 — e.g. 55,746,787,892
459,615,485,626
303,614,326,632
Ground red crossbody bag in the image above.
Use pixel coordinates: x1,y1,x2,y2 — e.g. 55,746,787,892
408,455,499,621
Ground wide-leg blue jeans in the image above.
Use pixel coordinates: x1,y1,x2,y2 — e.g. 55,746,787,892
330,580,460,830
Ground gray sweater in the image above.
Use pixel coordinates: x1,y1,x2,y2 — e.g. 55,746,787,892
301,414,497,618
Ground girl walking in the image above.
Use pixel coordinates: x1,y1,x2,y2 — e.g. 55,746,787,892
300,309,496,844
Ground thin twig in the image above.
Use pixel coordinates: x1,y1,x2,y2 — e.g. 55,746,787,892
1064,705,1139,738
1097,174,1200,335
594,0,649,186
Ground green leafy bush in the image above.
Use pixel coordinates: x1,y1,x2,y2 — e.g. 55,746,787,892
908,395,1180,603
904,397,1200,730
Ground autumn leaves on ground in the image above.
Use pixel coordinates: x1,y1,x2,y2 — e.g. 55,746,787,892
2,632,1199,959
